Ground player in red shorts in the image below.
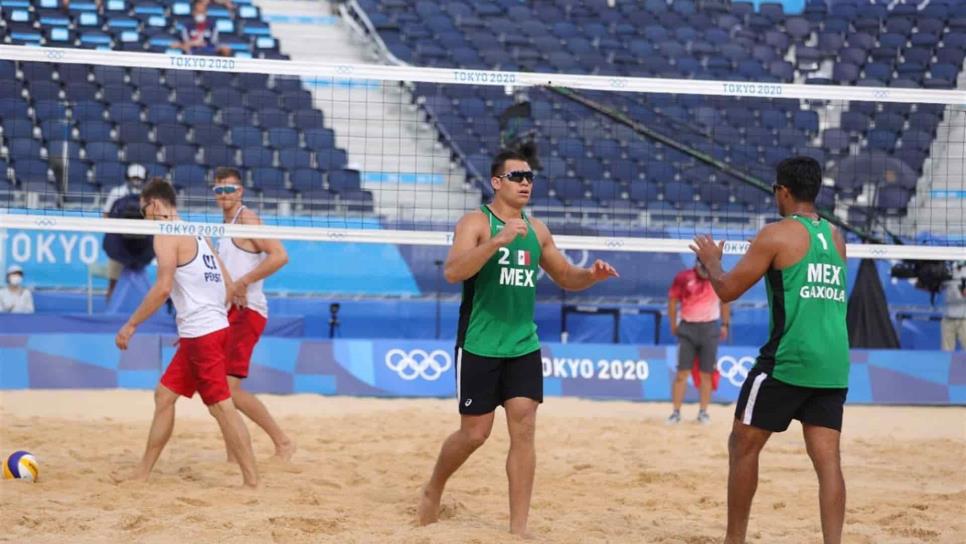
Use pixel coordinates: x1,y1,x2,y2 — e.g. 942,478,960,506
212,167,295,461
115,178,258,487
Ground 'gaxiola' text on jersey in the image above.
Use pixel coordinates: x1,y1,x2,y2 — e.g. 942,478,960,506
757,216,850,388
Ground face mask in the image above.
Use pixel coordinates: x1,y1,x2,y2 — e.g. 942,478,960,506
194,14,206,23
8,274,22,286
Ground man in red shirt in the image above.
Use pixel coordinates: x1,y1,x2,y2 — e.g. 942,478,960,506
667,262,730,424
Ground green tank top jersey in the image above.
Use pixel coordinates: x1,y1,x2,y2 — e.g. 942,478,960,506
758,215,850,388
457,205,542,358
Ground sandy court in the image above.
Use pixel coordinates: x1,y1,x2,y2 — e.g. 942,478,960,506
1,390,964,543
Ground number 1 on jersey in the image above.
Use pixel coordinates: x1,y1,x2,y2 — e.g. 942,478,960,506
817,232,829,252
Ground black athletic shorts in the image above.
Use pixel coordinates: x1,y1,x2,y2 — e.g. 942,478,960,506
456,347,543,415
734,367,848,432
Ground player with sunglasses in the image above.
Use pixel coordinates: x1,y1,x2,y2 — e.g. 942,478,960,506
417,150,619,537
212,167,295,462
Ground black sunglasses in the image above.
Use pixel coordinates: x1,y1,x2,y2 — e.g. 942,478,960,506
498,170,535,183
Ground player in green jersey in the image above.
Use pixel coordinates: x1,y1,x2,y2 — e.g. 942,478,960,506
691,156,849,544
417,150,618,536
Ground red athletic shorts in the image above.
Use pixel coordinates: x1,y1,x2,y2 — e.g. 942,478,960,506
226,306,267,379
160,328,231,406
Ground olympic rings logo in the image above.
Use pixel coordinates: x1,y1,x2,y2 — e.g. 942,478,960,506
609,78,628,89
604,239,624,248
327,231,346,240
872,90,890,99
46,51,65,60
35,218,57,227
335,65,353,75
385,348,452,381
717,355,755,387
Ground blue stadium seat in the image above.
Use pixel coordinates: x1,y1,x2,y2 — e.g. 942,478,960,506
249,167,285,188
170,164,207,187
229,126,263,148
268,127,299,149
292,109,325,130
3,118,35,139
39,119,71,141
77,120,113,143
257,109,290,129
289,168,324,191
116,122,152,144
327,169,362,192
316,149,347,171
125,142,160,163
280,91,312,111
241,146,275,168
341,190,375,213
245,89,280,110
867,129,898,152
163,144,198,165
8,138,44,161
552,178,586,202
182,105,215,126
278,148,313,170
191,124,227,144
219,107,255,127
210,87,245,108
13,158,52,185
108,103,142,123
91,160,125,185
198,144,236,167
303,128,335,152
297,189,336,211
85,141,121,162
155,124,189,146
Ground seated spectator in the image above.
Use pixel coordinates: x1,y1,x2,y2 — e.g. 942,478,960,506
0,265,35,314
173,0,232,57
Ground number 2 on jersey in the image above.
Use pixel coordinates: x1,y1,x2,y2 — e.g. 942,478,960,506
498,247,510,265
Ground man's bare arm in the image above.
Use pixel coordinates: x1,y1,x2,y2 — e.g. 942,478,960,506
534,218,618,291
237,210,289,285
444,213,508,283
691,225,780,303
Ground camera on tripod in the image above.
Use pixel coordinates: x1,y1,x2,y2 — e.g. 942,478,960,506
890,260,963,303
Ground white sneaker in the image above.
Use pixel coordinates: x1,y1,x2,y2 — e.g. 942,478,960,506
666,411,681,425
697,411,711,425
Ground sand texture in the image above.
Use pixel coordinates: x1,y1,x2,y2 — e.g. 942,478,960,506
1,390,964,543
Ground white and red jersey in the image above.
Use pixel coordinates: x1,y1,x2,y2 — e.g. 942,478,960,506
172,237,229,338
218,206,268,318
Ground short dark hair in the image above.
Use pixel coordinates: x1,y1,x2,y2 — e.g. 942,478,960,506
775,156,822,202
141,177,177,208
490,150,530,177
213,166,242,183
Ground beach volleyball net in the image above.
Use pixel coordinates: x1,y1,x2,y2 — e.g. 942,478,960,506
0,45,964,265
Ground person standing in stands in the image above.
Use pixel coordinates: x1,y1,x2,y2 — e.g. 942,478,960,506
212,166,295,461
0,265,35,314
102,164,147,301
667,261,730,425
